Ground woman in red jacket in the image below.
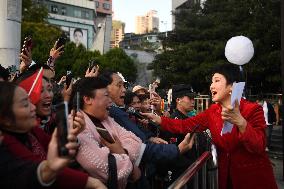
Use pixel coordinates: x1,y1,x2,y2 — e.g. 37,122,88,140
0,81,106,189
143,64,278,189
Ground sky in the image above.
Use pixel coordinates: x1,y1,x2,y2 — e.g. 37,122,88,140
112,0,172,33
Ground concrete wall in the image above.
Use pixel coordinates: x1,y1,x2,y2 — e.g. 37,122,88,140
0,0,22,68
93,15,111,54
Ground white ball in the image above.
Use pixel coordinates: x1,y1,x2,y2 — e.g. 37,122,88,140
225,36,254,65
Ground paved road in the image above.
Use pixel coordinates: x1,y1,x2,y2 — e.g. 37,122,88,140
271,158,284,188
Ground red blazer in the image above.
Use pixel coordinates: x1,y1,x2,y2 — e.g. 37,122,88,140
161,99,277,189
2,127,89,189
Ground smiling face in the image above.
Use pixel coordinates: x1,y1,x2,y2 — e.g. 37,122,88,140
107,73,126,107
88,88,112,121
12,87,37,133
36,79,54,117
210,73,232,105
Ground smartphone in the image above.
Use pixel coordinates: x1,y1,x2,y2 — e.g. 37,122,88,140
96,127,115,144
66,71,73,88
56,36,66,50
88,60,97,70
73,92,80,113
149,84,155,113
21,36,32,56
55,102,69,156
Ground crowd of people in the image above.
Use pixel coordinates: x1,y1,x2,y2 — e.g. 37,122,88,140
0,37,279,189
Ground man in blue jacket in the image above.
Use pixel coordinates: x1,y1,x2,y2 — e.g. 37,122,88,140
99,71,193,163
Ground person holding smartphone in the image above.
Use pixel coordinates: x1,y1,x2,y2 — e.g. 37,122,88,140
0,81,106,189
70,77,143,189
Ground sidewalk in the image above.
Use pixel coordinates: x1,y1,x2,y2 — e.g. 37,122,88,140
270,158,284,188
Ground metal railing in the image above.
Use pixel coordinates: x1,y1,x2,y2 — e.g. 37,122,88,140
168,151,218,189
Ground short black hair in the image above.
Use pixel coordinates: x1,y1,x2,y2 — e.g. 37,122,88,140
124,91,139,107
0,82,17,127
98,70,116,85
0,65,10,81
14,64,53,83
74,28,83,36
138,94,150,103
211,63,243,85
70,77,109,109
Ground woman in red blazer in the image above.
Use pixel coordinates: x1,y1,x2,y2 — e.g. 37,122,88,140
0,81,106,189
143,64,278,189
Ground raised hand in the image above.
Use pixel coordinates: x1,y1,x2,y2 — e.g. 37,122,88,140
19,47,32,73
85,65,99,78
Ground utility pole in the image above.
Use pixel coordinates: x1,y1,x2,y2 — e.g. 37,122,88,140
0,0,22,68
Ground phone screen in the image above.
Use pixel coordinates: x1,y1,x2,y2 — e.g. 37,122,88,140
96,127,115,144
55,102,69,156
56,36,66,50
72,92,80,123
66,71,73,88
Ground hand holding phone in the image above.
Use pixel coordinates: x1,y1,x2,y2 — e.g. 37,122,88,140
96,127,115,144
21,36,32,56
56,36,66,50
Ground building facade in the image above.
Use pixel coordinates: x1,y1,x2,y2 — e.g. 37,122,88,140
135,10,159,34
110,20,125,48
41,0,112,53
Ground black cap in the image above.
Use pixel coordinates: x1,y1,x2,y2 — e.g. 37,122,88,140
172,84,196,100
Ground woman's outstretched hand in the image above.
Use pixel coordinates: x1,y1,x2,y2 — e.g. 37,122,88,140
140,112,162,125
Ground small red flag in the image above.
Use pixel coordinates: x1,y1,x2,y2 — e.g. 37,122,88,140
19,67,43,104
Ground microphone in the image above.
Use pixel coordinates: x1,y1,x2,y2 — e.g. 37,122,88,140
126,107,159,128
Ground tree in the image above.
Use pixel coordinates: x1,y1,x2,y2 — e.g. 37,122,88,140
152,0,281,94
100,48,137,82
21,0,138,81
22,0,48,23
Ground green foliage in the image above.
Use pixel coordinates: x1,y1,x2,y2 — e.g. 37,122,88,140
21,22,62,64
152,0,280,94
21,1,137,82
100,48,137,82
22,0,48,23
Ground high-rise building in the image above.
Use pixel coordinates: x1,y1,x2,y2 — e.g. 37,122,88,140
40,0,112,53
110,20,125,48
135,10,159,34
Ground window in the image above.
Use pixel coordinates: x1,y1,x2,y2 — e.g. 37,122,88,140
85,12,89,18
95,1,99,8
51,5,58,13
82,11,90,19
103,3,111,10
74,9,81,18
61,7,66,15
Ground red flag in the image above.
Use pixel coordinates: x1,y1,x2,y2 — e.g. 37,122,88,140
19,67,43,104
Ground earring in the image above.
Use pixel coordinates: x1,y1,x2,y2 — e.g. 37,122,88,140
229,91,232,95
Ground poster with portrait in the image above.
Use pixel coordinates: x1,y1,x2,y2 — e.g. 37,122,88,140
69,27,88,48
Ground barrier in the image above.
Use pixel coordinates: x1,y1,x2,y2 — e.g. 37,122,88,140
168,151,218,189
